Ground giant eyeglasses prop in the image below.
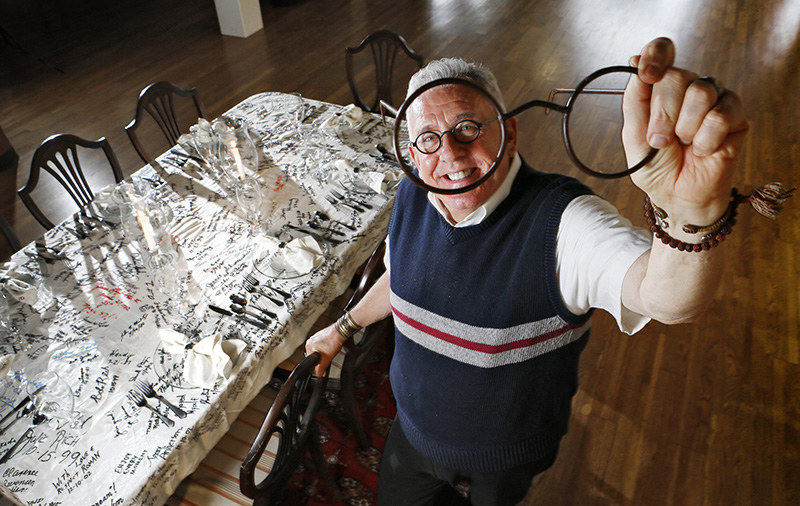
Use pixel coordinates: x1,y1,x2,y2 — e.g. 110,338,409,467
380,65,658,195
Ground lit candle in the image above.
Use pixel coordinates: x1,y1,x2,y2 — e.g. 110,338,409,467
127,189,157,251
136,209,158,252
229,139,246,180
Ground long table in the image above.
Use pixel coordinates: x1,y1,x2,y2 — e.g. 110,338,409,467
0,92,398,505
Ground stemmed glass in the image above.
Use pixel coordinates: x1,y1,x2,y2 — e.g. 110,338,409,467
234,178,266,237
217,117,259,186
26,371,75,426
191,120,230,194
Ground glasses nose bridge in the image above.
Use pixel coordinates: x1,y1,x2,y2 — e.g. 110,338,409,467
437,129,467,154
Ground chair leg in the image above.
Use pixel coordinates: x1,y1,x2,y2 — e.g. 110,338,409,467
339,365,370,449
308,423,343,500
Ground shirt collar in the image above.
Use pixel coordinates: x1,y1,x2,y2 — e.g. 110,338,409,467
427,153,522,228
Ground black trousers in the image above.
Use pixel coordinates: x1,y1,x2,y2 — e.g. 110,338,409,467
377,419,558,506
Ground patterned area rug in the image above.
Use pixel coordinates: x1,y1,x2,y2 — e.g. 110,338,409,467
279,341,396,505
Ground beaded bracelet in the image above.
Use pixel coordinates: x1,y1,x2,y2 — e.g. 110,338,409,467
644,195,736,252
644,183,795,253
335,311,362,339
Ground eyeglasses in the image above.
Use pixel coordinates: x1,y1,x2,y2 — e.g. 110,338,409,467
379,65,660,195
411,118,499,154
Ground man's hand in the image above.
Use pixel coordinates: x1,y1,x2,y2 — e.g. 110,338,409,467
305,324,347,376
623,37,749,233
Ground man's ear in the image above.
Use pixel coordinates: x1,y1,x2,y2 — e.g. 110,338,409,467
408,144,420,169
505,117,518,159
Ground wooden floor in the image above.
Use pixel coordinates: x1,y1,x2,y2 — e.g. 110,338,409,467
1,0,798,503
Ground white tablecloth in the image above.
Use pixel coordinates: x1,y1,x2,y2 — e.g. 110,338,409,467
0,92,399,505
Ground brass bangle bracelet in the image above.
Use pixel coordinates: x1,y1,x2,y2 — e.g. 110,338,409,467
335,311,362,339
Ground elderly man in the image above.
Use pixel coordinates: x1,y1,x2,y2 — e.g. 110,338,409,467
307,37,747,505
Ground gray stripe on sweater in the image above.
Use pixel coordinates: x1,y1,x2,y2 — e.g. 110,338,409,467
391,291,590,368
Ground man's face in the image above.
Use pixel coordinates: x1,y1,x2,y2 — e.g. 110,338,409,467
407,84,517,222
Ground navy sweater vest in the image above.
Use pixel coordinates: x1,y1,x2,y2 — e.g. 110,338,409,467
388,161,594,472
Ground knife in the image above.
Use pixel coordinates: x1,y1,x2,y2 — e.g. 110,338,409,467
208,304,269,330
0,405,33,438
0,385,46,432
285,224,342,246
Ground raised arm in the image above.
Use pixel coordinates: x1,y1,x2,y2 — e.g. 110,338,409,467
620,37,749,323
306,270,392,375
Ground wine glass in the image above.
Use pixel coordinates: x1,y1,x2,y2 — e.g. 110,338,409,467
191,122,228,186
216,118,259,187
234,178,266,236
26,370,75,427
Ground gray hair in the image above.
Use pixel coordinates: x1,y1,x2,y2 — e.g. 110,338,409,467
406,57,506,112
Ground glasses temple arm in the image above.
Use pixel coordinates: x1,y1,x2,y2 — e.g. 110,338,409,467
543,87,625,115
502,99,569,120
379,101,398,124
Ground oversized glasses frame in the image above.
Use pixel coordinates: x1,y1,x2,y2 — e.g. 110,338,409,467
380,65,659,195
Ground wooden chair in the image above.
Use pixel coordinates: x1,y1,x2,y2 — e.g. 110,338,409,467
345,30,424,113
240,351,337,506
338,239,392,447
18,134,123,230
275,238,392,448
125,81,208,164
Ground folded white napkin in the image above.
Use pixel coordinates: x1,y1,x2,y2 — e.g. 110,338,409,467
362,170,402,195
0,263,37,306
320,104,364,133
279,236,323,273
253,234,282,254
159,328,189,355
182,333,247,388
340,104,364,126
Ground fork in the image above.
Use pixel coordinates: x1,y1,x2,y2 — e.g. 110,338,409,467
128,389,174,426
0,410,47,464
315,211,356,231
243,274,290,299
330,189,373,210
134,381,187,419
325,194,364,213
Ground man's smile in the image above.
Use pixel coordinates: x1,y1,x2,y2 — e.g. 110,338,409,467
437,166,482,187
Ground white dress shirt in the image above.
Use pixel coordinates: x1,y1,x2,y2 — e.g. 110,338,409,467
385,154,653,335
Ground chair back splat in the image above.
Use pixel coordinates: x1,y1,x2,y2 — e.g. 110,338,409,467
345,30,424,113
125,81,207,164
18,134,123,230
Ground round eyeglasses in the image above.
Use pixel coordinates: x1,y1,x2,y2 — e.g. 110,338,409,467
380,65,660,195
411,118,499,154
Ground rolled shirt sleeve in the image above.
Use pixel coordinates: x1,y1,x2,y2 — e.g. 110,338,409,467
556,194,652,334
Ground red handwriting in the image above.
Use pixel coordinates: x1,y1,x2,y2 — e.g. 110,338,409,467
273,173,286,192
82,284,143,320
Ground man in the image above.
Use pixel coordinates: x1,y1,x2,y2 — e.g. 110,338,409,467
307,37,748,505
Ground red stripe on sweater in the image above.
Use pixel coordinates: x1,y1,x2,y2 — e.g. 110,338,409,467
391,306,581,354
